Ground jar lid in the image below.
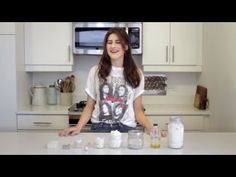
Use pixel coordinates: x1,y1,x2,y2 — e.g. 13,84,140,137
33,84,47,88
170,116,181,121
128,130,143,135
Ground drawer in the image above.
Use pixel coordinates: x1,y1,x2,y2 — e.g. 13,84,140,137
148,116,204,131
17,115,68,130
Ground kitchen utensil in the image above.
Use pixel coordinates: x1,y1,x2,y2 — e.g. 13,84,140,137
63,77,71,92
54,81,60,90
56,79,63,92
29,84,47,106
60,92,72,106
70,75,75,92
47,85,57,105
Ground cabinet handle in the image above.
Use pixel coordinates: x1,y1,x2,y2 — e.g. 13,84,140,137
172,46,175,63
33,122,52,125
68,45,71,62
166,45,168,63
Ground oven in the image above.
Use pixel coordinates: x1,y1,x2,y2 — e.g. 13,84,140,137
68,101,92,132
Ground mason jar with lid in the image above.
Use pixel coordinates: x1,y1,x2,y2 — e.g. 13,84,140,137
168,116,184,149
128,130,144,149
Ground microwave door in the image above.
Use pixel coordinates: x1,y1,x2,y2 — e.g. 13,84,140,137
73,22,142,55
74,27,109,55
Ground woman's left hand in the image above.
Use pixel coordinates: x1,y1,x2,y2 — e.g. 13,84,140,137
160,130,168,137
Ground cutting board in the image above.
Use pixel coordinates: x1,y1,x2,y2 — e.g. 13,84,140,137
194,85,208,110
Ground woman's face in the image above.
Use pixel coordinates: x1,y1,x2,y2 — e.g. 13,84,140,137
106,33,127,61
115,105,122,115
118,86,125,96
103,84,109,94
102,104,109,114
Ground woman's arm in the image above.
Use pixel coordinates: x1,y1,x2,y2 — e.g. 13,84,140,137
59,96,95,136
133,96,153,134
75,96,96,130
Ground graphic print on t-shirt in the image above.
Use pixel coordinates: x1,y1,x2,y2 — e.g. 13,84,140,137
99,77,129,123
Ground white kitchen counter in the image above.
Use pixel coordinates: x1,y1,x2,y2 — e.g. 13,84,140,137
0,131,235,154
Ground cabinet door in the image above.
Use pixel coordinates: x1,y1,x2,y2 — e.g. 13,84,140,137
170,23,202,65
17,115,68,130
0,35,17,130
0,23,15,34
25,23,73,71
143,22,170,65
148,116,205,131
143,22,202,72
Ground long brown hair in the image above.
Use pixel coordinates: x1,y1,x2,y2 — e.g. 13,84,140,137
98,28,141,88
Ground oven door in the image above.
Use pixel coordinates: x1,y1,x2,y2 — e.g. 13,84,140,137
69,114,92,132
73,22,142,55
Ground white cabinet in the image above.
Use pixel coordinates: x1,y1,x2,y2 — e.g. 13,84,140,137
17,115,68,130
0,31,17,130
148,116,206,131
25,23,73,72
143,22,202,72
0,23,15,34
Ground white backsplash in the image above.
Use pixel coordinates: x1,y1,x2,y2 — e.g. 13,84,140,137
32,54,200,105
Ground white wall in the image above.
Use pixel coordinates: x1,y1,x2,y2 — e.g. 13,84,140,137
199,23,236,131
32,54,199,105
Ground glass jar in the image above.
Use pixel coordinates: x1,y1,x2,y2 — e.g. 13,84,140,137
128,130,144,149
47,85,57,105
168,116,184,149
150,123,160,148
109,130,122,149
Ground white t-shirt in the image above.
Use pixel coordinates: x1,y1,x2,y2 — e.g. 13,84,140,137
85,65,144,127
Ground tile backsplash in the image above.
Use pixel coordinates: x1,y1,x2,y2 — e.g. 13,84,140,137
144,74,167,95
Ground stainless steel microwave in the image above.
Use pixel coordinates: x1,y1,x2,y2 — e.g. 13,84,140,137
73,22,142,55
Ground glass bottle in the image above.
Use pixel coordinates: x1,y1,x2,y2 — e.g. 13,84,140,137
168,116,184,149
150,123,160,148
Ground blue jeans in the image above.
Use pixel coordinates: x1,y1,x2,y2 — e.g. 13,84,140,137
91,122,135,132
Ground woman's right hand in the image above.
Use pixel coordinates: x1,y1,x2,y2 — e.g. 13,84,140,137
58,126,81,137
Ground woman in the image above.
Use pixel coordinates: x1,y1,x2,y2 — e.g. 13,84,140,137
59,28,153,136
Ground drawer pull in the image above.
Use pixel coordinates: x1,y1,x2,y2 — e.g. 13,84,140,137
33,122,52,125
